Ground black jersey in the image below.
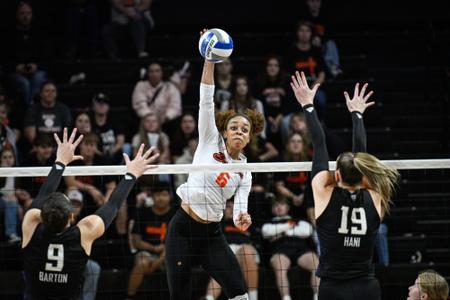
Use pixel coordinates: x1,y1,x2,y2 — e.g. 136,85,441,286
221,219,251,245
23,224,89,300
316,187,381,280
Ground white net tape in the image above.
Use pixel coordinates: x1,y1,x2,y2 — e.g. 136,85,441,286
0,159,449,177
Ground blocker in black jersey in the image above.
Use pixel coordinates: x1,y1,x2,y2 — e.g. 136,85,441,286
21,128,159,300
316,188,380,280
23,224,89,300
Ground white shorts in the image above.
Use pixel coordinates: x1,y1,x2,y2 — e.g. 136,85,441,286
229,244,260,264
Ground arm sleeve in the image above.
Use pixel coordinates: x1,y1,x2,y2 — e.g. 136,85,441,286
303,104,330,178
351,111,367,153
198,83,220,144
132,82,151,118
30,162,66,209
95,173,136,229
165,84,182,121
233,173,251,226
261,222,292,238
285,220,313,238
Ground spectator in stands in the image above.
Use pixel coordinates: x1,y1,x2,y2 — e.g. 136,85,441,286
67,189,101,300
254,56,290,150
375,222,389,266
262,197,319,300
63,133,124,235
126,182,176,300
204,199,259,300
275,133,311,219
65,0,101,59
220,76,266,137
23,81,72,144
131,112,171,164
16,134,55,210
304,0,343,77
103,0,154,60
169,112,198,160
173,136,198,188
91,93,129,164
74,111,92,135
0,102,18,161
6,2,49,105
408,269,449,300
285,20,327,120
132,62,182,125
214,58,234,108
221,76,265,116
288,112,346,160
0,149,20,243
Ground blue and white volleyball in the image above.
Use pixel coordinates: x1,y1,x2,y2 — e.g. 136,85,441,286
198,28,234,63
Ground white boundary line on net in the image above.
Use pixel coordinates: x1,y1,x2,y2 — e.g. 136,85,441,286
0,159,449,177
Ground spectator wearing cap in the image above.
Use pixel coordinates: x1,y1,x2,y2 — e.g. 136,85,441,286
132,62,182,125
67,188,102,300
91,93,130,163
23,81,72,144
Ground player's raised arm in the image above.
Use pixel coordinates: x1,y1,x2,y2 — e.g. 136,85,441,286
77,145,159,252
29,128,83,210
344,83,375,153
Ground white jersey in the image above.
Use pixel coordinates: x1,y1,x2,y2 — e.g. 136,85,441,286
177,84,252,224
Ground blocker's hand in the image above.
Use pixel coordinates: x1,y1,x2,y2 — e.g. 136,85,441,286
123,144,159,178
344,83,375,114
54,128,84,166
290,71,320,108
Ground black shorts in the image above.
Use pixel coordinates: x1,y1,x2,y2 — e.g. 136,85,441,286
274,238,314,262
319,276,381,300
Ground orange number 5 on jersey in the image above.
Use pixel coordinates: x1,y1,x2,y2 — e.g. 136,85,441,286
215,172,230,188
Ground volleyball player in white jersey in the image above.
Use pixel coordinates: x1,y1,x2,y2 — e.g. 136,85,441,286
165,30,264,300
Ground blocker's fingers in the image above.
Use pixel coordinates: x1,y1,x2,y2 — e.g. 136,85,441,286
360,83,369,98
73,134,84,148
291,76,300,89
344,91,351,103
63,127,68,143
300,71,309,88
136,143,145,158
363,91,374,102
68,128,77,144
143,146,156,159
73,155,84,161
123,153,131,165
353,83,359,99
54,133,62,146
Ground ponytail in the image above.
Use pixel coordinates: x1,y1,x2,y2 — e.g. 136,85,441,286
353,152,400,213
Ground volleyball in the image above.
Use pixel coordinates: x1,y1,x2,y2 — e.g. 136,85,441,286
198,28,234,63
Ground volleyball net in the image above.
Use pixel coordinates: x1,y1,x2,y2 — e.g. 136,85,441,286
0,159,449,300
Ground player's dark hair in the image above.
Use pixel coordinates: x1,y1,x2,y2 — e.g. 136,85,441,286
41,192,72,234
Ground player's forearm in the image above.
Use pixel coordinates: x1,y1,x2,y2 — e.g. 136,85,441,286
30,162,65,209
302,104,329,178
201,61,215,85
352,111,366,153
95,173,136,229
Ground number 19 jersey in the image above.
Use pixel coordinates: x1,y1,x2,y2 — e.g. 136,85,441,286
316,187,381,280
23,224,89,300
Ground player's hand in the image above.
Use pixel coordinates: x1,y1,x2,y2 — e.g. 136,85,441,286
234,212,252,231
290,71,319,108
123,144,159,178
344,83,375,114
54,128,84,166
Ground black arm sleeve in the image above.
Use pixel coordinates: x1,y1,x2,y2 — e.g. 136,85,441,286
95,173,136,229
30,162,66,209
303,104,330,178
351,111,367,153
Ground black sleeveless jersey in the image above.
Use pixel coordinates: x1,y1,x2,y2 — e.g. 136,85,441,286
316,187,380,280
23,224,89,300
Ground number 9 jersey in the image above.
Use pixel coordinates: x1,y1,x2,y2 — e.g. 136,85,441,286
316,187,381,280
23,224,88,300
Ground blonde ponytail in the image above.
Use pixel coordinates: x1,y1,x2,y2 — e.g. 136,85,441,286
353,152,400,213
